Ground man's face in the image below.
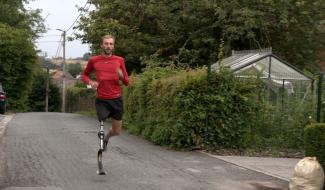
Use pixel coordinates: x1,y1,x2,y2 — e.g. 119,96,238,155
101,37,115,55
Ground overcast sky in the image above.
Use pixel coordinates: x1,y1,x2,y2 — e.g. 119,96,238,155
26,0,90,58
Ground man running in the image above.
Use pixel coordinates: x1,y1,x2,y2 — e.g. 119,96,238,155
82,34,129,150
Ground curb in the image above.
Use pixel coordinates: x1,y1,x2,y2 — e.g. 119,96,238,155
198,151,290,182
0,114,14,141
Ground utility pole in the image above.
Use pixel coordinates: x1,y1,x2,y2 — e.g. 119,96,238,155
57,29,66,112
45,67,49,112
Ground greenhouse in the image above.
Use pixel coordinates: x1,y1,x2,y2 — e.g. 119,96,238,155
212,48,314,107
211,48,315,150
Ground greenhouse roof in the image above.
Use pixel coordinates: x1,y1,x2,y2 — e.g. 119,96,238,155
212,48,312,81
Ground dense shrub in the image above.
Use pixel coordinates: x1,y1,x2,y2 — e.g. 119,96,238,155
123,66,313,151
305,124,325,170
123,67,263,149
123,66,180,134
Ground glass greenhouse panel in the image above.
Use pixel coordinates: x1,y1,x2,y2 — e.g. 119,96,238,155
234,57,270,78
216,51,271,72
270,57,310,80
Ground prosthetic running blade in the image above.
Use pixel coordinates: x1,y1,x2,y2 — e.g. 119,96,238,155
97,149,106,175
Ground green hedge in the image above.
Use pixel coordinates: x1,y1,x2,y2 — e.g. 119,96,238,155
305,123,325,169
123,66,180,135
124,66,313,151
123,67,264,149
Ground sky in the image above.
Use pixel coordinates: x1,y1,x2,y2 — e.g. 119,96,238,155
26,0,90,59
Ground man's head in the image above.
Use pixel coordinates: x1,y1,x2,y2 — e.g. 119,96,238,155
101,35,115,56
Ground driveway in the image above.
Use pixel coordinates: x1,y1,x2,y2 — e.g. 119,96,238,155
0,113,288,190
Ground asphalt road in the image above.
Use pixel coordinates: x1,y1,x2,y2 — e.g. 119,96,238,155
0,113,288,190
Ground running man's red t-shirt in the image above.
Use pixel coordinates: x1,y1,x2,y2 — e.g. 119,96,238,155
82,55,129,99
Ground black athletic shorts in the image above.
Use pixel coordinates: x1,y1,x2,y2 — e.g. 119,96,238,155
95,97,123,121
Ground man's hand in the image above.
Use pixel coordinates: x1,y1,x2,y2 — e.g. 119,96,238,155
89,81,98,89
116,68,124,80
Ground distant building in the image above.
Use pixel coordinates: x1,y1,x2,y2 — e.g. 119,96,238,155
51,69,77,88
51,58,88,68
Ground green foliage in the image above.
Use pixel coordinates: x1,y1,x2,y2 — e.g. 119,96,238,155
0,0,45,39
124,66,313,150
305,123,325,169
204,70,258,149
243,91,313,151
83,52,91,61
68,62,83,78
74,80,87,88
27,70,61,112
123,66,180,134
124,67,258,149
0,0,45,111
0,23,37,111
77,0,324,72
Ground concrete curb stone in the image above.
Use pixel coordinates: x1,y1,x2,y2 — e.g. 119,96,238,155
0,114,14,141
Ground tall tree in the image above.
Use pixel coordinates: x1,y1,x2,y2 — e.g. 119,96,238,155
0,0,45,39
68,62,83,78
216,0,325,69
76,0,324,72
0,0,45,111
0,24,37,110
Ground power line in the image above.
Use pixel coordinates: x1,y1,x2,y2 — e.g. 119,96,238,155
69,2,92,36
65,0,90,32
38,1,90,58
40,34,62,37
35,41,62,43
55,36,63,58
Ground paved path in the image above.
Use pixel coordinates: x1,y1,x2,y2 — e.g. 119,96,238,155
0,113,288,190
205,155,299,181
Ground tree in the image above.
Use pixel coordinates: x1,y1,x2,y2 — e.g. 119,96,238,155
83,52,91,61
0,24,37,111
76,0,324,72
215,0,325,70
0,0,45,111
27,69,61,112
0,0,45,39
68,62,83,78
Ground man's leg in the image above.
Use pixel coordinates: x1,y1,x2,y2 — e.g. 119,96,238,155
105,97,123,143
103,119,122,151
107,119,122,138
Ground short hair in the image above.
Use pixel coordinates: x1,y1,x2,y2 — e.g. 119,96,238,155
101,34,115,44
